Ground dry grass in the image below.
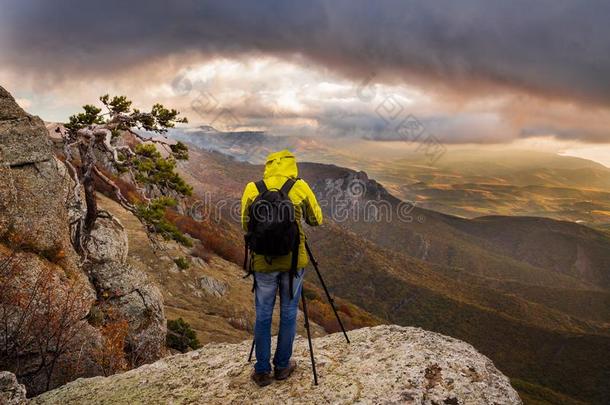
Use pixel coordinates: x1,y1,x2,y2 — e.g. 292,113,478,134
303,283,381,333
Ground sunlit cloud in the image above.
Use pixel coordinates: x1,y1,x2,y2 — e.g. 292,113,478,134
1,0,609,165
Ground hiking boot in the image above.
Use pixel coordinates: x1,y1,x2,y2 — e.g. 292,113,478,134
274,359,297,380
251,371,273,387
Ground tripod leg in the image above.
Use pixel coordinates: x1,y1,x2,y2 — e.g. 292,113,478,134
305,242,350,344
248,338,255,362
301,289,318,385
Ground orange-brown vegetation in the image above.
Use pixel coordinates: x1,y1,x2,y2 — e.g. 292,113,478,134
0,244,92,392
191,244,213,263
93,167,142,204
91,311,129,377
303,284,380,333
165,209,242,264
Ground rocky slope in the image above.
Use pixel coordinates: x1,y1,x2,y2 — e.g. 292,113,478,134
31,325,521,404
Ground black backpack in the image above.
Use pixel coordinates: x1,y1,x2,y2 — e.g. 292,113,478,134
243,178,300,297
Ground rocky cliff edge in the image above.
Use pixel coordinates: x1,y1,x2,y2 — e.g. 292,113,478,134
31,325,521,404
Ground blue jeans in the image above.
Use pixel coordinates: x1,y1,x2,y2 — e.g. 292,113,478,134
253,269,304,374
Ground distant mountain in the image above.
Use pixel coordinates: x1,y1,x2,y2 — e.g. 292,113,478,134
168,126,365,167
170,128,610,230
367,149,610,230
299,163,610,291
177,144,610,403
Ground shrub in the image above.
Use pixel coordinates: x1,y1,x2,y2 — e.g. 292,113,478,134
166,318,201,353
0,250,93,391
93,318,129,376
174,256,190,270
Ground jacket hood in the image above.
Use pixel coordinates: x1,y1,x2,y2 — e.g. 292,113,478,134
263,150,298,179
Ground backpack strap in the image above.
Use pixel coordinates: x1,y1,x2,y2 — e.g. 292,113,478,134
243,235,249,271
254,180,268,194
281,177,298,299
244,180,268,294
280,178,296,195
243,235,256,292
288,230,300,299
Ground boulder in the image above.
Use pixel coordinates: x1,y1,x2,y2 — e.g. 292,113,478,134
85,216,129,264
86,216,167,365
0,371,27,405
31,325,522,404
198,274,228,297
0,86,52,166
90,260,167,364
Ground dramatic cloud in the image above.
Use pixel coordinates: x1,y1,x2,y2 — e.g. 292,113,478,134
1,0,609,147
2,0,610,104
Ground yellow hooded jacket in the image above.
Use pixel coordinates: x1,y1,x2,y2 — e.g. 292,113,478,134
241,150,323,272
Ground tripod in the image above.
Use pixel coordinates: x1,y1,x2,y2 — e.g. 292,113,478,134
247,240,350,385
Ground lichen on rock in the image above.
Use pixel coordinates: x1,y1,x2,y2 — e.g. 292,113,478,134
85,215,167,366
31,325,522,404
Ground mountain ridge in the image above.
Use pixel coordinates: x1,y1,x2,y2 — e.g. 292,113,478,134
169,128,610,230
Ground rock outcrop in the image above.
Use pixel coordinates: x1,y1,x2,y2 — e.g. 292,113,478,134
0,371,27,405
198,274,229,297
0,87,52,166
32,325,522,404
0,86,166,395
0,86,81,277
0,86,100,395
85,216,167,366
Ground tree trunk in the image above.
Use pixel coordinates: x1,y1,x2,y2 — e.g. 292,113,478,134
83,174,97,232
79,143,98,233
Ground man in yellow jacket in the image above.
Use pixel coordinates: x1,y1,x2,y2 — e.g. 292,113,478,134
241,150,323,386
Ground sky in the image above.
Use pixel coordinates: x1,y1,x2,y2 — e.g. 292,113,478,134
1,0,609,166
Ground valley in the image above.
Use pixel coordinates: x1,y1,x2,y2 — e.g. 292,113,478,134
175,144,610,403
172,129,610,232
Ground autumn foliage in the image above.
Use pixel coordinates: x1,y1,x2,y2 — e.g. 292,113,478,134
302,284,380,333
0,246,92,393
164,209,242,264
94,167,143,204
90,308,129,377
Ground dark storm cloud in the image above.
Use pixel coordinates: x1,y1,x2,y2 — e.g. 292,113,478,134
1,0,610,105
